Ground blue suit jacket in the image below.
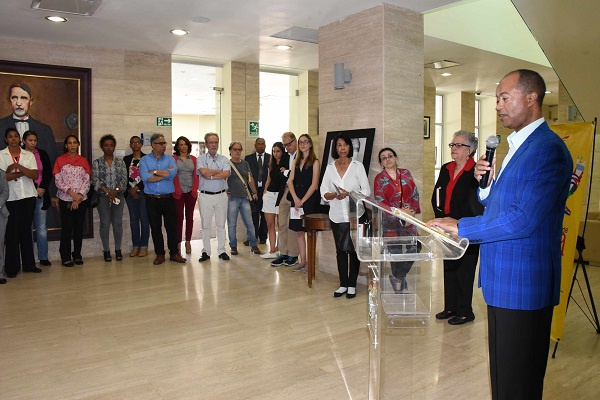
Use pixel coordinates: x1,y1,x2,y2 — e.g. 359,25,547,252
458,122,572,310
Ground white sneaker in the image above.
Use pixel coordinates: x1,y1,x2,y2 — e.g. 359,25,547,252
260,251,279,259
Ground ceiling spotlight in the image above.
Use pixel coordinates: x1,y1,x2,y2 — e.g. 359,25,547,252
170,29,189,36
46,16,67,22
274,45,292,50
545,90,552,94
441,72,452,77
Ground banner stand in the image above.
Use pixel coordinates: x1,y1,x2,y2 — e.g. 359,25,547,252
553,118,600,358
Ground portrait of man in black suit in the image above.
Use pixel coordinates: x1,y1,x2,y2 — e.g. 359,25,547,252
0,83,59,164
245,137,270,244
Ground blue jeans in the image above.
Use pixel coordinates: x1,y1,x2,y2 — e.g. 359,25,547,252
227,197,257,248
33,196,48,260
126,193,150,249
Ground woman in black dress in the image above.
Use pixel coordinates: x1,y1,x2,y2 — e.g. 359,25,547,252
287,134,320,273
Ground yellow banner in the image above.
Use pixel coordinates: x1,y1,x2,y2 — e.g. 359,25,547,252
550,121,595,343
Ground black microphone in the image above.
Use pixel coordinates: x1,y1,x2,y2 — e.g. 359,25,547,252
480,135,499,189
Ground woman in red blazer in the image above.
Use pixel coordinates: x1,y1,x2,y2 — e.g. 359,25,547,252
173,136,199,254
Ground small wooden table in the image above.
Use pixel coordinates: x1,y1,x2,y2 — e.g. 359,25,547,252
302,213,331,288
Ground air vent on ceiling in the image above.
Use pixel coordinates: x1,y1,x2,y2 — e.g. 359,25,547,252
31,0,103,16
424,60,462,70
271,26,318,44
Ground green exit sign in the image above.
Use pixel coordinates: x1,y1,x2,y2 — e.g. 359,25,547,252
157,117,172,126
248,121,259,137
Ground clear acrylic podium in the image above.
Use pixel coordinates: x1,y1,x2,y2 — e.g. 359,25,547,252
349,192,469,399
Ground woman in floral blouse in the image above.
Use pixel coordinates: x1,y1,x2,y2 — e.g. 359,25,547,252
53,135,91,267
373,147,421,293
92,134,127,262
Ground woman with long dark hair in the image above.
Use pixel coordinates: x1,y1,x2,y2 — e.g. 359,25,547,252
53,134,90,267
287,134,320,273
320,133,370,298
173,136,199,254
260,141,289,259
22,130,52,266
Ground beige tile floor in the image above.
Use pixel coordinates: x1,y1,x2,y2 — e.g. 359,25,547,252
0,241,598,399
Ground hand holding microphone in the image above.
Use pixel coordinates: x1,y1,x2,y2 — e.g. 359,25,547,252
477,135,499,188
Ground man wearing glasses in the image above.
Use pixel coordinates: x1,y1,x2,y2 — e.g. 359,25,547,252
140,133,186,265
197,132,231,261
270,131,299,267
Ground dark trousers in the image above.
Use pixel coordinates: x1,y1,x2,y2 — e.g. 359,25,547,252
5,197,36,274
251,187,267,241
488,305,553,400
331,221,360,288
59,199,87,262
146,195,178,256
175,191,196,243
442,251,478,317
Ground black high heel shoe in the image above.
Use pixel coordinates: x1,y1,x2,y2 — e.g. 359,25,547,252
103,251,112,262
115,250,123,261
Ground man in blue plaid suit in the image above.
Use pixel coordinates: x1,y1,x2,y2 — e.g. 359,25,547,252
429,69,572,400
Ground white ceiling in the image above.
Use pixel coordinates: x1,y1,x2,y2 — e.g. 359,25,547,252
1,0,588,116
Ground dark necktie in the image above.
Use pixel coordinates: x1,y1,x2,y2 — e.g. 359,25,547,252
258,154,263,182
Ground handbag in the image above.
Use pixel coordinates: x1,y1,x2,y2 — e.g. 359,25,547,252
331,221,354,253
230,162,255,204
88,187,100,208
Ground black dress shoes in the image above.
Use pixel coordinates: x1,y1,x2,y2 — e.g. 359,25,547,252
435,310,456,320
218,252,230,260
346,291,357,299
198,252,210,262
6,273,17,278
0,278,7,284
24,267,43,273
40,259,52,266
448,315,475,325
333,289,347,298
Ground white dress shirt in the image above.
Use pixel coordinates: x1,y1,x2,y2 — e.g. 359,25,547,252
320,160,371,223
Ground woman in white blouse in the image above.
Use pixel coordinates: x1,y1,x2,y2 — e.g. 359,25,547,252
0,128,39,277
320,133,370,299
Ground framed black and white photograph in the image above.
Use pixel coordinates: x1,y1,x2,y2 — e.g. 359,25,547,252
423,116,431,139
0,60,92,240
319,128,375,183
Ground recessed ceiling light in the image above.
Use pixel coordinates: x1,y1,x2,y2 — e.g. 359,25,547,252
441,72,452,77
46,16,67,22
274,45,292,50
545,91,552,94
171,29,189,36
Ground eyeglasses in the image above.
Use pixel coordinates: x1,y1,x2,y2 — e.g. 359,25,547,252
283,139,296,148
298,139,310,145
231,148,243,151
448,143,471,149
380,155,395,161
153,142,167,146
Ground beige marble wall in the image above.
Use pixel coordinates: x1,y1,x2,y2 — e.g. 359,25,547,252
0,37,171,256
422,86,436,222
317,4,423,278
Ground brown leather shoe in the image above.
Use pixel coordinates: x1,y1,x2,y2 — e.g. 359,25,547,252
230,247,238,255
138,248,148,257
153,254,165,265
251,246,261,254
130,248,139,257
170,254,187,263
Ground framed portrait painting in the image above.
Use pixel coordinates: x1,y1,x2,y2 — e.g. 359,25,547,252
319,128,376,184
423,116,431,139
0,60,92,240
